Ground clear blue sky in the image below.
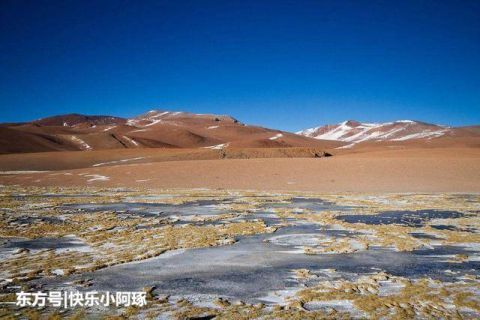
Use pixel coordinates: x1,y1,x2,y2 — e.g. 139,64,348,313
1,0,479,131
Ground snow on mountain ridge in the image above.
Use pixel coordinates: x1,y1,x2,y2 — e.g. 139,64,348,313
297,120,450,147
125,110,240,128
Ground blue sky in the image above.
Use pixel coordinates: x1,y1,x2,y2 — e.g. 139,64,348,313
1,0,479,131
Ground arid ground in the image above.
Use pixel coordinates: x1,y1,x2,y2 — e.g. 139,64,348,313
1,133,479,319
0,147,479,193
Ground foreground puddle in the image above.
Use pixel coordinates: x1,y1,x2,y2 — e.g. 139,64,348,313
0,186,479,319
57,230,479,297
337,209,465,227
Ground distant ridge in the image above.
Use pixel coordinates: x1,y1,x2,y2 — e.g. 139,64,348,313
297,120,466,148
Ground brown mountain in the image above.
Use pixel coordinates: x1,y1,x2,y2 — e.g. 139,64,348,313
0,110,341,154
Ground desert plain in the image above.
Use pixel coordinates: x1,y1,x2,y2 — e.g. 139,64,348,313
0,146,479,193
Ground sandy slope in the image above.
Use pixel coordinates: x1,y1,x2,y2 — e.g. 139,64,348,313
0,148,478,192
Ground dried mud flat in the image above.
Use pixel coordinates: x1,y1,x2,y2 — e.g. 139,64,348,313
0,186,479,319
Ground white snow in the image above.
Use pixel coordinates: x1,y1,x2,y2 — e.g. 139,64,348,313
374,126,406,139
144,119,162,127
49,172,73,176
103,126,116,132
204,143,229,150
70,136,92,150
303,300,358,313
259,289,301,305
122,136,139,146
0,171,48,175
151,111,169,118
51,269,65,276
311,121,364,141
126,119,139,126
142,111,170,120
299,120,449,145
92,157,145,167
85,174,110,182
336,143,356,149
392,130,447,141
207,126,219,129
341,128,383,143
269,133,283,140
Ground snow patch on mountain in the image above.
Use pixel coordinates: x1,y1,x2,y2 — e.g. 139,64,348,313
269,133,283,140
70,136,92,150
122,136,139,146
204,143,229,150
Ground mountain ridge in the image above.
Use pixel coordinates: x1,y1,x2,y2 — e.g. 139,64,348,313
296,119,477,148
1,112,478,154
0,110,341,154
